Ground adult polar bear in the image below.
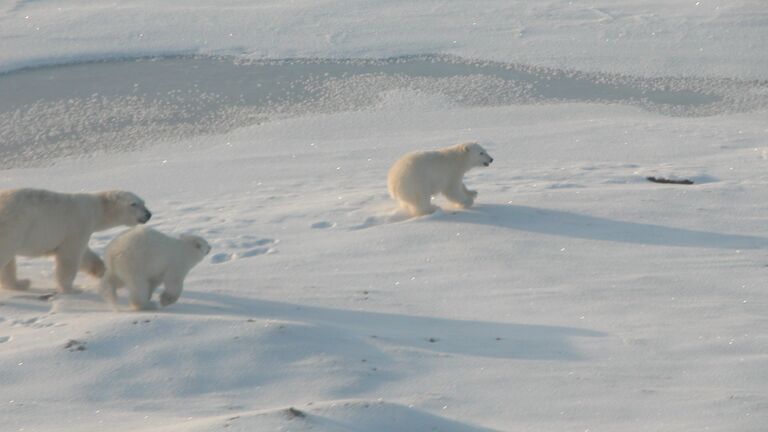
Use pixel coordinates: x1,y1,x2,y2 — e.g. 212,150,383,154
101,226,210,311
388,142,494,217
0,188,152,293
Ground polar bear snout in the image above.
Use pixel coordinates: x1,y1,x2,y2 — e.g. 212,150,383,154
139,209,152,224
128,201,151,224
483,157,494,167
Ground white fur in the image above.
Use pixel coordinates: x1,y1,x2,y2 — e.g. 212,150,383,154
387,142,494,217
0,188,151,293
100,226,210,311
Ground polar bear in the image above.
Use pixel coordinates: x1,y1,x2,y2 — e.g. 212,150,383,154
0,188,152,293
100,226,210,311
387,142,494,217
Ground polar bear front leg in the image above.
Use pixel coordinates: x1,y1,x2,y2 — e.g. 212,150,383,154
462,183,478,199
444,182,475,209
54,240,88,294
160,273,185,307
0,258,31,291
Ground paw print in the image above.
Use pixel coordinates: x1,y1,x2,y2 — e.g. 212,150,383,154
210,238,278,264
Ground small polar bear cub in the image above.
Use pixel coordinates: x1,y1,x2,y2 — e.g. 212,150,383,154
101,226,210,311
0,188,151,293
388,142,494,217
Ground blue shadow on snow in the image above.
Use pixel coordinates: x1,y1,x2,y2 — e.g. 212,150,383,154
434,204,768,250
177,290,604,362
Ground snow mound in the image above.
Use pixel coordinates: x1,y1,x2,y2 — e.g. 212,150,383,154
3,55,766,168
157,400,500,432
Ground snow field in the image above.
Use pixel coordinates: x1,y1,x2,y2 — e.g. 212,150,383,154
2,0,767,429
1,1,766,79
1,98,767,430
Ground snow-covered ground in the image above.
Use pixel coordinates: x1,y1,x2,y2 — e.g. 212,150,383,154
1,0,767,78
1,1,768,431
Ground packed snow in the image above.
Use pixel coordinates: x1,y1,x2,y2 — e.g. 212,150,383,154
1,1,767,431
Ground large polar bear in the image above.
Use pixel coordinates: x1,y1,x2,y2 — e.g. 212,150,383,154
388,142,494,217
0,188,152,293
100,226,210,311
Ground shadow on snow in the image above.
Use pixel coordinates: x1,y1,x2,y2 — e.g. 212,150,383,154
177,290,605,362
434,204,768,250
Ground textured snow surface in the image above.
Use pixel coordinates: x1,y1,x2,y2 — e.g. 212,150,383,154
1,1,768,431
1,0,767,78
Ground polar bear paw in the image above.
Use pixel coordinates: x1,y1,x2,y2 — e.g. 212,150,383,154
59,286,84,295
160,292,180,307
130,301,159,311
2,278,31,291
455,195,475,209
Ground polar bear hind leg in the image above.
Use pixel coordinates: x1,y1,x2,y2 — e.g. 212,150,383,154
462,184,478,199
0,257,31,291
99,272,121,308
389,170,438,217
126,276,157,311
398,193,438,217
54,241,88,294
410,201,439,216
79,248,105,278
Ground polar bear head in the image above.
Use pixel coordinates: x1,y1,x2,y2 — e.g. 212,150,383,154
179,234,211,263
100,191,152,227
461,142,494,168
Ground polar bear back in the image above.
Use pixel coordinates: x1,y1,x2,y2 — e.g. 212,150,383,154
0,189,100,256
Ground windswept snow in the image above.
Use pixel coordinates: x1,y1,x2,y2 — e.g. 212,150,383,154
2,55,766,168
1,1,768,431
0,0,766,78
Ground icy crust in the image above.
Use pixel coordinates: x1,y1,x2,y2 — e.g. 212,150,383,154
2,55,767,169
1,0,767,79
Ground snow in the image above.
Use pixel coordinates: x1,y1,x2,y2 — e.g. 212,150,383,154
1,0,767,78
2,1,768,431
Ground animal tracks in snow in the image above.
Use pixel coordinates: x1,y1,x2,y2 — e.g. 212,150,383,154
210,237,278,264
348,210,425,230
311,221,337,229
0,292,64,348
8,314,61,329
